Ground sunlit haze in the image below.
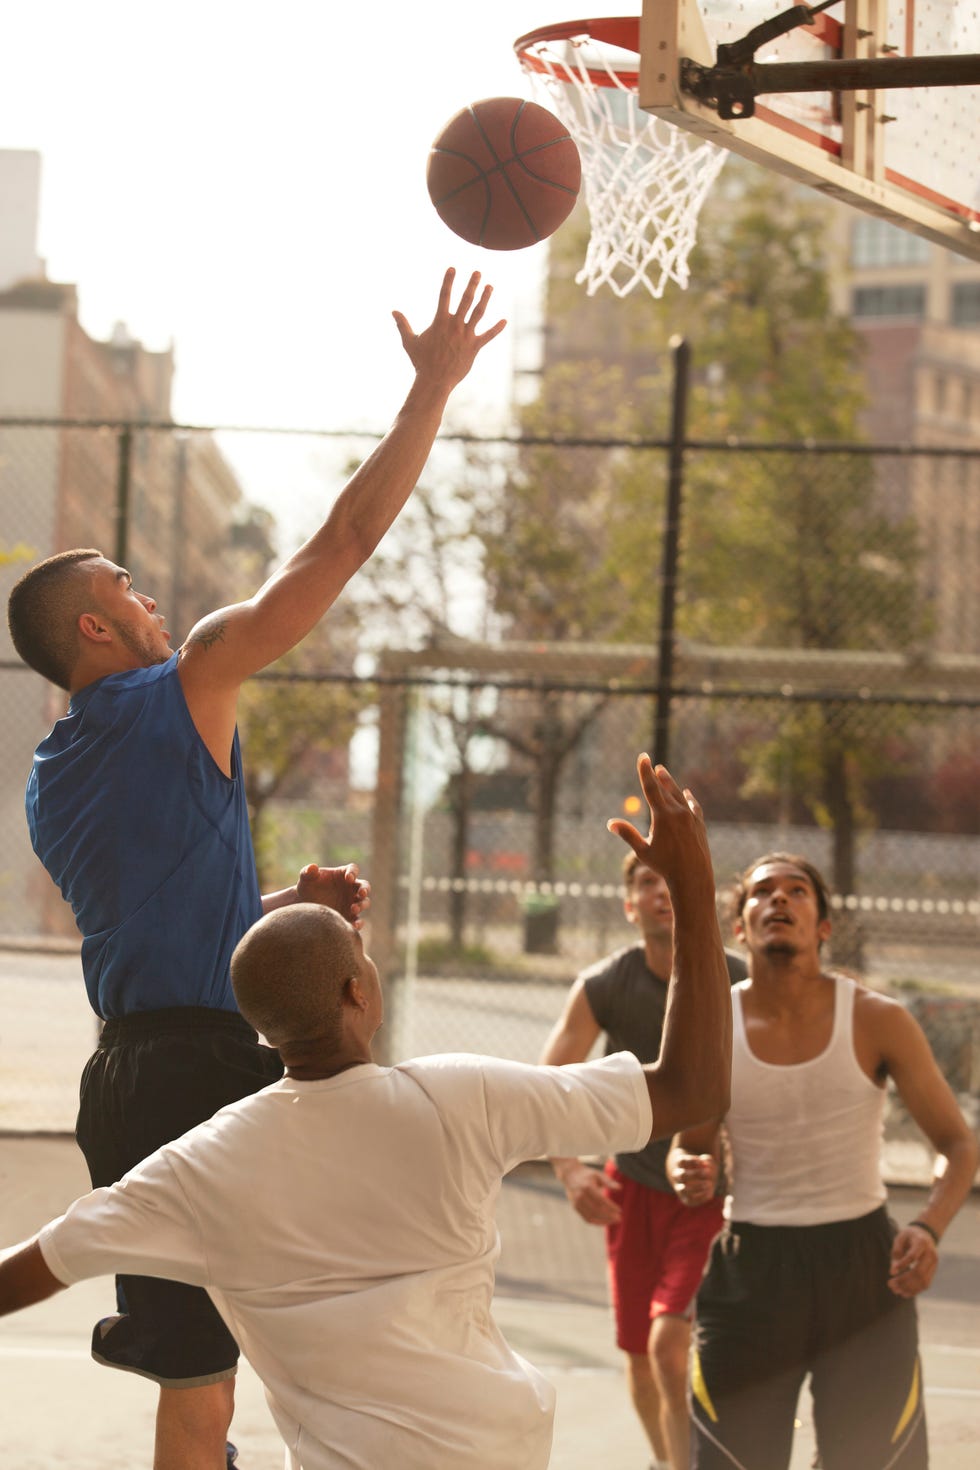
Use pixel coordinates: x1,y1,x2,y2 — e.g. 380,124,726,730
1,2,627,433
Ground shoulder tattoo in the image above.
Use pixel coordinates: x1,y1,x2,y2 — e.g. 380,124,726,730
189,617,227,652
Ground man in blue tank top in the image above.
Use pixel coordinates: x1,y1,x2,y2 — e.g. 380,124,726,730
668,853,978,1470
6,269,506,1470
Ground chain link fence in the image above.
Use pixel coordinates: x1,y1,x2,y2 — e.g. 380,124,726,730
0,420,977,1182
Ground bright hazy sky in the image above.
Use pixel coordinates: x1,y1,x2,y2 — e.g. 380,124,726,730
1,1,630,433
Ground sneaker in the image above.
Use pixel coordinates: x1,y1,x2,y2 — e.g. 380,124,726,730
226,1444,239,1467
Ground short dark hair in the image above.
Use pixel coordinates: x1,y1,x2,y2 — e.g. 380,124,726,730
7,549,102,690
731,852,832,925
621,851,667,891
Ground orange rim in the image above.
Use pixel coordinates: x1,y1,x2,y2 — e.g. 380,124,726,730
514,17,641,88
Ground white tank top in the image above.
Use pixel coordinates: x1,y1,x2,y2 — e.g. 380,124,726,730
725,975,887,1226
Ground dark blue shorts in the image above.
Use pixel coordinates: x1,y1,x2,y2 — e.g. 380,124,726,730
76,1006,283,1387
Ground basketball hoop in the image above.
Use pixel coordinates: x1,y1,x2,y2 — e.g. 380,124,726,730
514,17,727,299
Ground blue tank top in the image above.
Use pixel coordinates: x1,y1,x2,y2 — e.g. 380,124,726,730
26,655,262,1019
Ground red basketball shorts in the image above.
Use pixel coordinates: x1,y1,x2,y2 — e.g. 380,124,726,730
603,1160,724,1355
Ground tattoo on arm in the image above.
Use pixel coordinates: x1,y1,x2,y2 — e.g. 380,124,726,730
189,618,227,652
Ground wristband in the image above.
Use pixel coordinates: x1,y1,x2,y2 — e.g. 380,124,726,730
908,1219,939,1247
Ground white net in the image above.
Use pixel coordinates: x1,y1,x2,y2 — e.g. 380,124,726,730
517,28,727,299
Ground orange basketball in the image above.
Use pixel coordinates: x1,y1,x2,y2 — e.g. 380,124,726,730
427,97,581,251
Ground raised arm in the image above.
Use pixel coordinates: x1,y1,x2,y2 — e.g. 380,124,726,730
178,269,506,764
540,981,620,1224
609,756,732,1140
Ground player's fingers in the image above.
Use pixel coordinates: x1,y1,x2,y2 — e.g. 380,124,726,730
635,759,683,819
391,311,415,347
454,270,481,316
585,1194,620,1222
467,282,493,324
437,266,456,311
652,763,687,803
477,315,508,345
683,787,704,821
606,818,647,856
891,1231,922,1266
633,752,659,807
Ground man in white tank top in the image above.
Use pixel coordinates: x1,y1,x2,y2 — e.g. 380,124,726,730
667,853,977,1470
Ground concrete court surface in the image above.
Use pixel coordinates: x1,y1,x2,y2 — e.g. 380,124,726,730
0,1139,977,1469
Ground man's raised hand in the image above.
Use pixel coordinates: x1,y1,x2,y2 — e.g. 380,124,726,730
392,268,507,393
607,754,714,894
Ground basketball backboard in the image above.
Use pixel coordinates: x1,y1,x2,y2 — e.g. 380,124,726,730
638,0,980,258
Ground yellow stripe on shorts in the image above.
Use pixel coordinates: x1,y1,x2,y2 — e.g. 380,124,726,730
691,1348,719,1423
891,1356,921,1443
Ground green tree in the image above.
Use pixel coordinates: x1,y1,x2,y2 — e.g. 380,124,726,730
677,179,925,958
490,170,929,958
475,361,655,899
228,504,369,889
237,604,369,888
352,479,498,949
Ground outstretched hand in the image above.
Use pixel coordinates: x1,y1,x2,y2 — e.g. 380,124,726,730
392,268,507,393
608,754,713,893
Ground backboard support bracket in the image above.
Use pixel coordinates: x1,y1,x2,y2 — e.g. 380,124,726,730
683,36,980,120
639,0,980,258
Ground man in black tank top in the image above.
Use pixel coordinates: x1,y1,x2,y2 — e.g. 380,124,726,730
668,852,977,1470
541,850,745,1470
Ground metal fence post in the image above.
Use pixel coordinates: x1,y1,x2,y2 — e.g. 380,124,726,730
652,337,690,766
369,675,410,1066
113,424,134,568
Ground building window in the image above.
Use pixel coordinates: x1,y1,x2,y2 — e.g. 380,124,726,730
852,284,926,319
851,217,931,268
951,281,980,327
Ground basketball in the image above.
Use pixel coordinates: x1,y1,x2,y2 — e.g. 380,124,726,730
426,97,581,251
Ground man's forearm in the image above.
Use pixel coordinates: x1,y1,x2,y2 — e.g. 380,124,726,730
0,1238,66,1317
912,1136,980,1241
650,876,732,1134
252,389,450,649
608,760,733,1144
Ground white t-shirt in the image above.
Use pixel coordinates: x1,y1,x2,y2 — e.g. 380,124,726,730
40,1051,651,1470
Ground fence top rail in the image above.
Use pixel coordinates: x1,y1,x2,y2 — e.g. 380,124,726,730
1,415,979,459
6,664,975,708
